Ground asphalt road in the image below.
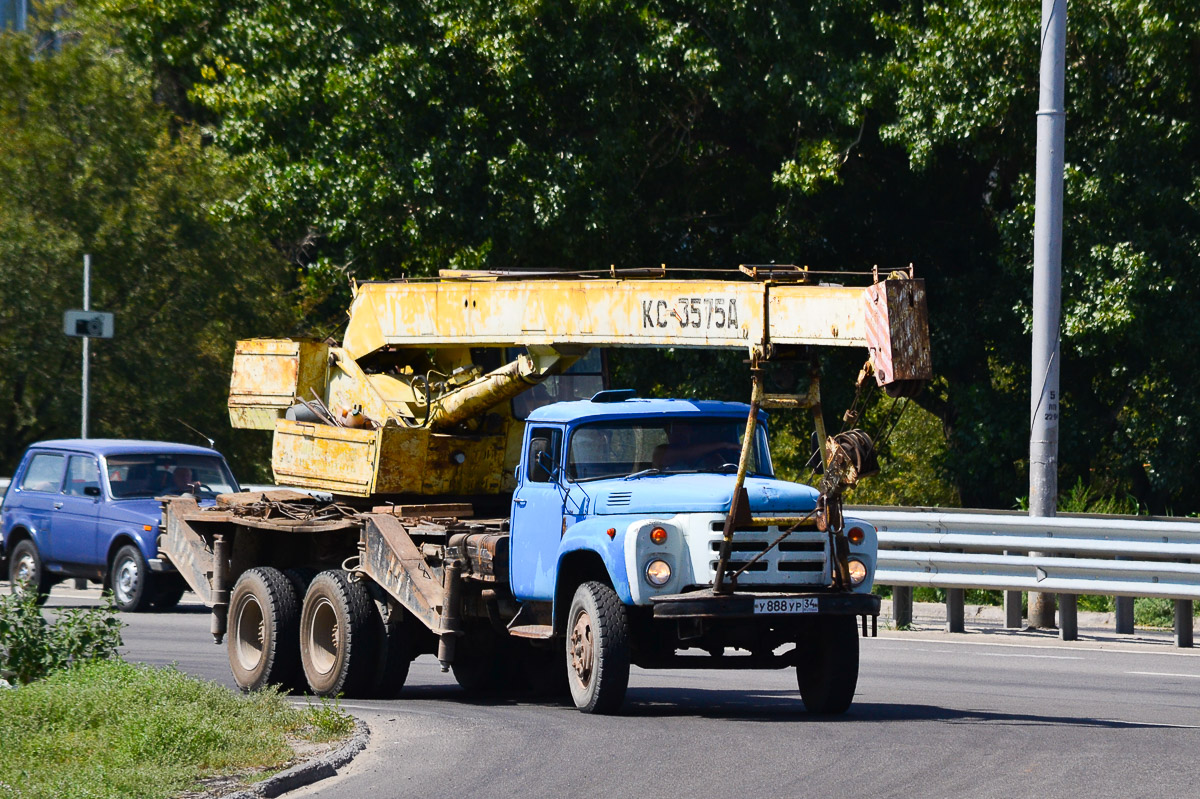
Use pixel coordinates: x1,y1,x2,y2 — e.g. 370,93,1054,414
33,586,1200,799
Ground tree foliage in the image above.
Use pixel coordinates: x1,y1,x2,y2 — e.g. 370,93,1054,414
10,1,1198,512
0,20,293,477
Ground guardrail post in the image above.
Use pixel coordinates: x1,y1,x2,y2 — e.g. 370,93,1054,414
1005,590,1023,628
891,585,913,628
892,585,912,628
1175,600,1193,648
1115,595,1134,634
946,587,964,633
1059,593,1077,641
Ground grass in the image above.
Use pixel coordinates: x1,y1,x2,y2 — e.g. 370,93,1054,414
0,660,354,799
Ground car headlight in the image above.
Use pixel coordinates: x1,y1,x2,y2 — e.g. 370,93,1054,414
847,558,868,586
645,559,672,587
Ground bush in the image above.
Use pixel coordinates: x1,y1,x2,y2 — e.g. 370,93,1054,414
0,592,124,684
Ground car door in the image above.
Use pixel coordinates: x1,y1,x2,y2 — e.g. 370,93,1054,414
9,451,67,557
509,426,566,601
49,454,102,568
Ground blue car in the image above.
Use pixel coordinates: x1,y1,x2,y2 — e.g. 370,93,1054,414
1,440,240,611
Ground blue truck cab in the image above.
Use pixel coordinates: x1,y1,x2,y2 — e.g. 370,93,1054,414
2,439,239,611
506,395,880,713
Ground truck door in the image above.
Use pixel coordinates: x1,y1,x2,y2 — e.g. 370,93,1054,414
50,454,102,567
510,426,564,602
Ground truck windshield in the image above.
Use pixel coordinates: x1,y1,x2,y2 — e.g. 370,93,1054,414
566,418,773,482
106,454,238,499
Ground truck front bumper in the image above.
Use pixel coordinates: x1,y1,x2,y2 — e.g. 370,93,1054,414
650,590,880,619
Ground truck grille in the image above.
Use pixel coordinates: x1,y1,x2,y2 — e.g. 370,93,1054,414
706,521,828,585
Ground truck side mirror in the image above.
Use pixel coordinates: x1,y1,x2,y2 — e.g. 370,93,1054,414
84,485,102,498
529,438,554,483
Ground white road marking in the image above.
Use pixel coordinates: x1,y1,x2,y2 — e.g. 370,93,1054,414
875,635,1200,658
1127,671,1200,679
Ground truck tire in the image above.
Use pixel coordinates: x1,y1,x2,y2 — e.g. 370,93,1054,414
368,601,411,699
227,567,301,692
8,539,51,604
299,570,378,698
796,615,860,714
565,581,630,714
151,578,187,611
451,626,514,695
110,545,153,612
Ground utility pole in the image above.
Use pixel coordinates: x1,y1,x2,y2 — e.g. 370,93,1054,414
1028,0,1071,636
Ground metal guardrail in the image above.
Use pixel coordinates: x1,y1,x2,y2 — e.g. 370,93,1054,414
849,506,1199,647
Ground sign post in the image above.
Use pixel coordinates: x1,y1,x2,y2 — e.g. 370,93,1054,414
64,255,114,439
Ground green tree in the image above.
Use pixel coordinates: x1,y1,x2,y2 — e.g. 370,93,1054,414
0,19,294,478
878,2,1200,512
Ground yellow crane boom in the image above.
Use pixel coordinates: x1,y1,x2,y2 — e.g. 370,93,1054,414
226,269,930,500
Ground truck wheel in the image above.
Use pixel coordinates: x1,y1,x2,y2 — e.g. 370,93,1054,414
110,545,152,612
227,567,301,692
368,601,411,699
299,570,378,697
451,626,508,694
796,615,860,714
151,578,187,611
8,539,51,604
565,581,630,714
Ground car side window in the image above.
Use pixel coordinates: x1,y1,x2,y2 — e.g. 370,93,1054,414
64,456,101,497
20,453,66,493
526,428,562,483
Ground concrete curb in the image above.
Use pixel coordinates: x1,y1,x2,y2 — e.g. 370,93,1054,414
224,717,370,799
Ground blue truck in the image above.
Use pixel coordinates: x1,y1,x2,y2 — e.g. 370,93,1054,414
2,439,240,611
161,272,928,713
162,393,879,714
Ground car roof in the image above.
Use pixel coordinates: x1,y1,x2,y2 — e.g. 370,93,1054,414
526,397,768,424
25,439,224,458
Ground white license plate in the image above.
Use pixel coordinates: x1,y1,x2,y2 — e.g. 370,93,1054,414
753,597,818,614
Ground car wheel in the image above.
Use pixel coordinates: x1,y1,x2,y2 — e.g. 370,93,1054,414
299,570,378,697
227,567,301,692
795,615,860,714
565,581,630,714
110,544,152,612
8,539,51,604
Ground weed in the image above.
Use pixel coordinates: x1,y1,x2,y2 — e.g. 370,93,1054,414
0,592,123,684
303,694,356,740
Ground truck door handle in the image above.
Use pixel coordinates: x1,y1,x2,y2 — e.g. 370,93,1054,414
514,499,527,507
53,502,64,509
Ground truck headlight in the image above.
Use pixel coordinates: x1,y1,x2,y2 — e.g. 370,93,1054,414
847,558,868,586
645,559,672,587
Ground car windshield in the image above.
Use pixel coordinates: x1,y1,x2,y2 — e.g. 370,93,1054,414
106,454,237,499
566,418,773,482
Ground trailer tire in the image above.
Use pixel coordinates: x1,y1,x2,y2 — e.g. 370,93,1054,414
796,615,860,714
565,581,630,714
227,567,301,692
368,602,411,699
299,570,378,698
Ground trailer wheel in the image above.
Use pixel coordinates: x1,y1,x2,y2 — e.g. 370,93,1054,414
227,567,301,692
795,615,860,714
299,570,377,698
565,581,630,714
368,601,411,699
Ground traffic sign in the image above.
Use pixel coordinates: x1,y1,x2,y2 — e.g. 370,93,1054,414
64,310,114,339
